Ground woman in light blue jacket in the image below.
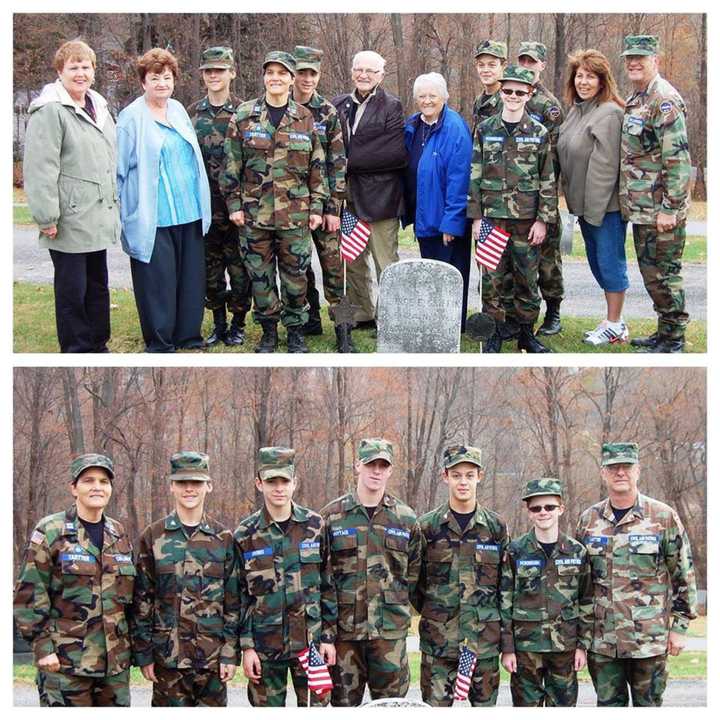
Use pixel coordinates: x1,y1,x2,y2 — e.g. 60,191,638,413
117,48,211,353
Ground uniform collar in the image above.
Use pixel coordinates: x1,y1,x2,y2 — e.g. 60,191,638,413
258,501,309,529
164,510,215,535
344,489,395,512
495,109,534,135
528,528,574,556
199,94,237,112
600,493,645,525
291,89,324,109
439,500,488,534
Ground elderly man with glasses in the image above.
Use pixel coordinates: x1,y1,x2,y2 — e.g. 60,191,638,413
333,51,407,331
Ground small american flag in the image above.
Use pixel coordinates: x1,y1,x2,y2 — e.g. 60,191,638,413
453,644,477,702
298,642,333,696
340,208,371,262
475,217,510,271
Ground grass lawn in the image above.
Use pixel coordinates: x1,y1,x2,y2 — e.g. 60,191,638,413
13,282,706,354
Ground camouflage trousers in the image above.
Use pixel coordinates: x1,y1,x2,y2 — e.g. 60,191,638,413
510,650,577,706
330,638,409,706
151,664,227,706
307,225,344,319
588,652,668,706
633,223,688,340
481,218,541,325
420,652,500,706
239,225,311,328
37,669,130,706
247,658,331,707
204,219,252,316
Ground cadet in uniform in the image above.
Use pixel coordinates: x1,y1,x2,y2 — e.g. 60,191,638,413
619,36,692,353
291,46,353,353
14,454,135,706
468,65,558,354
220,51,328,353
500,478,592,706
413,445,509,706
132,452,239,706
189,47,251,348
471,40,507,137
576,443,697,706
321,438,422,706
234,446,336,706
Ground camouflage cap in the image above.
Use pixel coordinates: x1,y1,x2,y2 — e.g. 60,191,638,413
263,50,296,76
358,438,394,465
71,453,115,481
169,451,211,482
474,39,508,60
258,446,296,481
518,41,547,62
522,477,563,501
601,442,639,466
501,64,536,87
199,46,235,70
622,35,659,56
294,45,323,72
443,444,483,470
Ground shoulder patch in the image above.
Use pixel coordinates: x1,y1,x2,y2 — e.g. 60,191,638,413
31,530,45,545
659,101,673,114
548,106,561,120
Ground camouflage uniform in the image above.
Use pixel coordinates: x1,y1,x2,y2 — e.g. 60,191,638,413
413,445,508,706
471,40,507,137
320,439,422,706
13,453,134,707
220,52,328,332
619,36,691,346
189,56,251,332
132,452,239,706
576,443,697,706
500,478,592,706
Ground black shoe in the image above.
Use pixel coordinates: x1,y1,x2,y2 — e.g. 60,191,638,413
255,323,278,353
498,317,520,341
224,315,245,346
536,300,562,336
287,326,309,353
631,332,659,348
518,324,553,353
483,331,503,353
335,324,356,353
304,284,322,335
205,308,227,346
303,317,324,336
355,319,377,332
640,337,685,354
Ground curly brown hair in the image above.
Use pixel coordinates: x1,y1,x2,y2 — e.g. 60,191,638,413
564,49,625,108
136,48,179,84
53,40,96,72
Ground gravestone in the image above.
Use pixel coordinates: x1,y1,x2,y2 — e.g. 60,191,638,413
376,259,462,353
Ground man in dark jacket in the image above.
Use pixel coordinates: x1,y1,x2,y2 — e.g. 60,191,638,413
333,50,407,328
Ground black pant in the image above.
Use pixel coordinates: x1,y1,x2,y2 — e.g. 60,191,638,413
130,221,206,353
48,249,110,353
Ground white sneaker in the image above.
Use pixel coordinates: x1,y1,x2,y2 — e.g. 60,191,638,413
583,321,629,346
583,320,608,339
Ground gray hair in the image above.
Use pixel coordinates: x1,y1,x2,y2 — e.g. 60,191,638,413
413,72,449,101
352,50,386,72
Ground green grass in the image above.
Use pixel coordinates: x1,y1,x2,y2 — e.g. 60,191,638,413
13,282,706,353
568,232,705,263
13,205,34,225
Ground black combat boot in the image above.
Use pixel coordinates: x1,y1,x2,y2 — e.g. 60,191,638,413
498,317,520,340
631,332,659,348
536,299,562,336
518,324,553,353
303,286,323,335
205,308,227,346
255,322,278,353
640,337,685,354
224,314,245,346
483,331,503,353
287,326,309,353
335,324,356,353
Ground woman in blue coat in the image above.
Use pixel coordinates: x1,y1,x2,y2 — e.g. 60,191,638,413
403,72,473,331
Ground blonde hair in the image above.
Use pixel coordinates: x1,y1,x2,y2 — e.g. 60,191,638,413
53,40,96,72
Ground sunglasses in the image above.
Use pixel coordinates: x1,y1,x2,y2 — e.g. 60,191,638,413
501,88,530,97
528,504,560,513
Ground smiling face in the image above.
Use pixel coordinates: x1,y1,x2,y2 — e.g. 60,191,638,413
202,67,235,95
415,83,445,123
443,462,482,506
624,54,658,87
526,494,564,532
500,80,532,113
58,56,95,102
263,62,294,101
142,66,175,103
255,475,296,512
296,68,320,99
170,479,212,513
355,457,392,495
352,52,384,95
72,467,112,515
574,65,601,101
474,54,504,89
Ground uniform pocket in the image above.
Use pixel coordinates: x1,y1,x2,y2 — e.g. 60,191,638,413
426,545,452,584
202,561,225,601
337,588,356,633
300,541,322,590
244,551,276,596
630,545,659,578
382,589,410,632
475,545,500,585
331,531,358,580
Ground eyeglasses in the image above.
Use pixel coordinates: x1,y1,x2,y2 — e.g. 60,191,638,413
501,88,530,97
528,504,560,513
352,67,381,77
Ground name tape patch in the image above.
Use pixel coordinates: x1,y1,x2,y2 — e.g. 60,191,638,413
288,132,310,142
313,122,327,133
517,558,543,567
627,116,644,126
114,554,132,563
60,552,95,563
483,135,505,143
244,547,273,560
476,543,500,552
585,535,609,546
244,130,271,141
332,527,357,538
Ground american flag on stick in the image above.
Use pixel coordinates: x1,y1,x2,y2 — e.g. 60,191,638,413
298,642,333,696
340,208,371,262
475,217,510,271
453,644,477,702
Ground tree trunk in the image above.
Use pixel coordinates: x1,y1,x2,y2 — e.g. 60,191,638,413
61,368,85,455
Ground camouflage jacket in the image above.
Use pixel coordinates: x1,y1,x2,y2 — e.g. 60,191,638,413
132,511,239,669
413,502,509,660
13,506,135,676
576,493,697,659
619,73,691,225
320,491,422,642
526,81,564,180
234,502,336,661
294,90,347,216
220,96,329,229
188,94,242,225
471,89,502,138
499,529,593,654
468,110,557,224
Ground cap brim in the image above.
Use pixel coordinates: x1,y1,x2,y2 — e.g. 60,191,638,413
602,457,638,466
199,63,232,70
621,49,655,56
295,63,320,72
518,52,541,61
475,52,505,60
169,473,211,482
263,61,295,75
258,468,295,481
73,464,115,480
445,458,483,470
522,490,562,500
360,452,393,465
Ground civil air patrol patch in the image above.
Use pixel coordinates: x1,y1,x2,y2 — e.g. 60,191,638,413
288,132,310,142
548,106,561,120
660,101,672,114
476,543,500,552
629,534,660,545
332,527,357,537
516,136,541,144
555,557,582,566
299,541,320,550
114,554,132,563
30,530,45,545
386,528,410,540
244,547,273,560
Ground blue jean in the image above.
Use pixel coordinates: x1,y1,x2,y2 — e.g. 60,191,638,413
578,211,629,292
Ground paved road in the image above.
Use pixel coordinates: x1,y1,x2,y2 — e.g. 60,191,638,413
14,225,706,321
